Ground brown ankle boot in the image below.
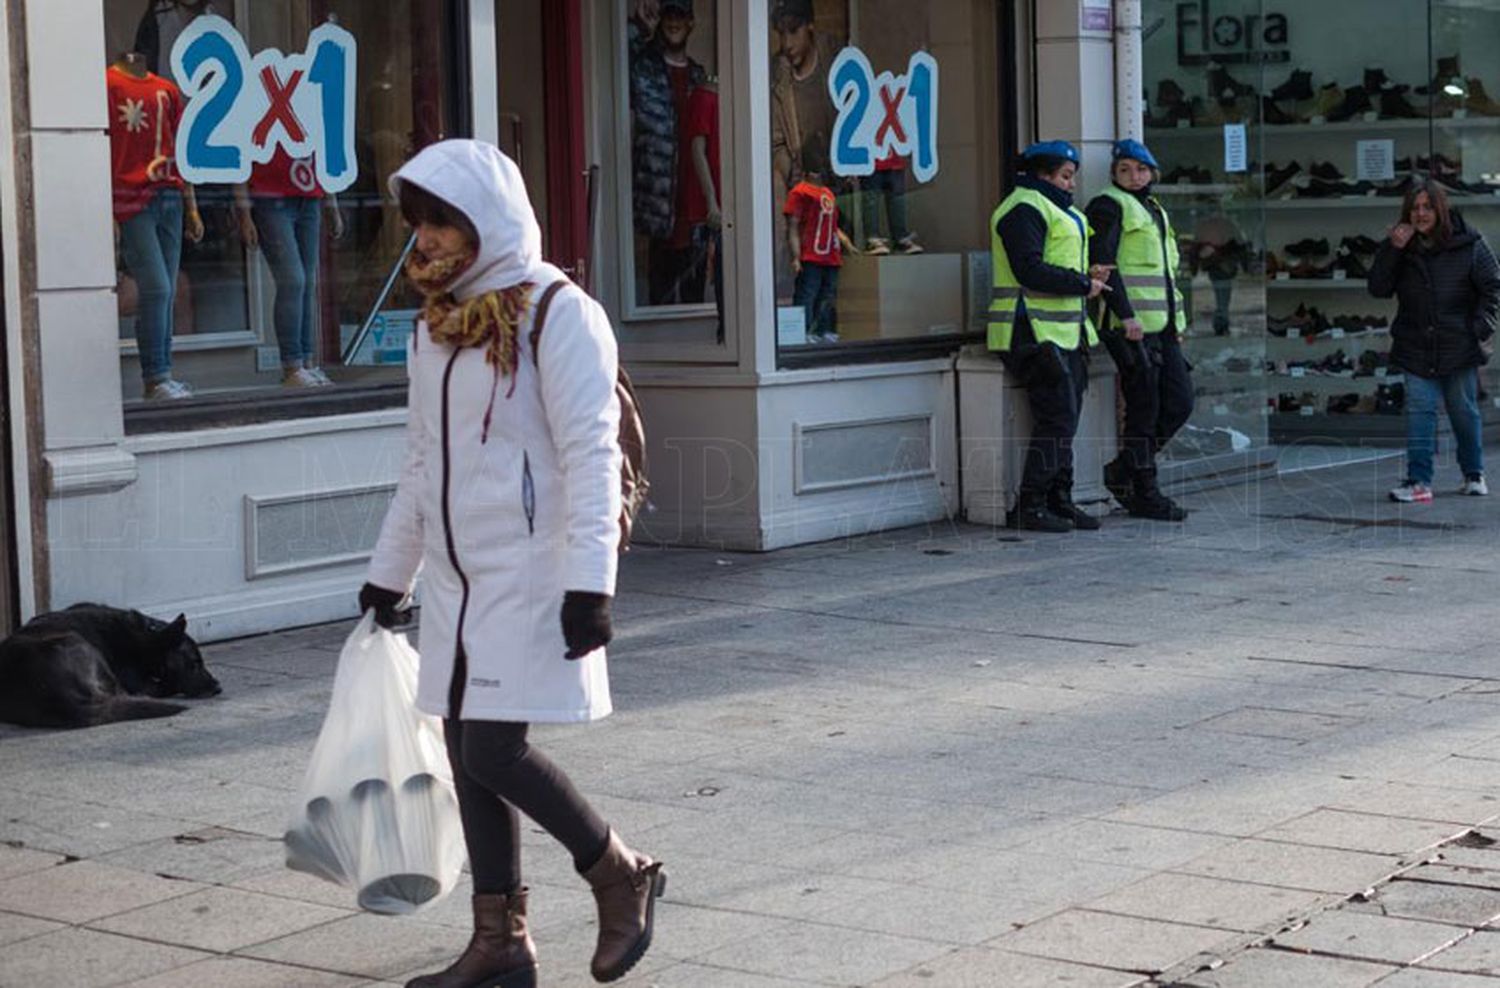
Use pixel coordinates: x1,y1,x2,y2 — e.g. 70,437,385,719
404,890,538,988
581,830,667,982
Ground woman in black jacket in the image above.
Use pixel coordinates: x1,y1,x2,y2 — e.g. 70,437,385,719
1368,180,1500,503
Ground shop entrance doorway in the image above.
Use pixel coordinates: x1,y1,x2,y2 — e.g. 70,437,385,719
497,0,591,288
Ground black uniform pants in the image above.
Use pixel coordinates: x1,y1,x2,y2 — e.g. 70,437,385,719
1115,332,1195,472
443,718,611,895
1020,345,1090,496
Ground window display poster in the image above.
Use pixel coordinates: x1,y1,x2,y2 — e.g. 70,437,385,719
1356,140,1396,182
827,47,940,183
170,15,359,192
1222,123,1247,174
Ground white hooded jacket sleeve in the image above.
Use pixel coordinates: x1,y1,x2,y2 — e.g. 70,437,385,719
537,287,622,596
367,334,427,594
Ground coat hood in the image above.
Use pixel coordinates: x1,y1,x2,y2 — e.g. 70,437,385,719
390,140,546,300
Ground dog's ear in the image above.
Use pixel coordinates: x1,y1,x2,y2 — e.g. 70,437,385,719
159,614,188,646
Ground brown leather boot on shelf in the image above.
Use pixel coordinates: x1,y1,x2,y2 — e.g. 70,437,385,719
581,830,667,983
404,891,538,988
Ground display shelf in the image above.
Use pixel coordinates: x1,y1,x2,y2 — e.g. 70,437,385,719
1267,279,1374,289
1263,195,1500,209
1147,115,1500,141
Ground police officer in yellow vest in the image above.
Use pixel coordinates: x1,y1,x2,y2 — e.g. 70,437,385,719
990,141,1109,532
1087,139,1193,521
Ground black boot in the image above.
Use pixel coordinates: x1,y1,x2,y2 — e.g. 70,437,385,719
1103,456,1133,506
1048,470,1101,531
1128,468,1189,522
1006,491,1073,533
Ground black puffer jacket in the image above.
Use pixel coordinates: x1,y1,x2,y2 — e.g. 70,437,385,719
1368,213,1500,377
628,21,704,240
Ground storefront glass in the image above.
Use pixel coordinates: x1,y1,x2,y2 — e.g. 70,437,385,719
620,0,725,338
104,0,465,406
1143,0,1500,458
766,0,1003,361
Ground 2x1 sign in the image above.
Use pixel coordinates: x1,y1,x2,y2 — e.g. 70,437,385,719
828,48,940,184
170,15,359,193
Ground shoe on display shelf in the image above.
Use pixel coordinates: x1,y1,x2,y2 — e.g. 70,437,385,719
1415,55,1462,96
1326,85,1374,122
1333,250,1370,280
1341,235,1381,256
1263,97,1298,125
1363,67,1392,93
1466,78,1500,116
1326,392,1360,414
1207,61,1255,101
895,234,924,255
864,237,891,256
1375,382,1405,414
1271,69,1314,102
1264,161,1301,195
1461,475,1489,496
1284,238,1330,258
1380,87,1422,120
1389,481,1433,503
1309,83,1344,119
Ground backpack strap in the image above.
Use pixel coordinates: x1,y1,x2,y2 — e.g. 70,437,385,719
528,279,572,368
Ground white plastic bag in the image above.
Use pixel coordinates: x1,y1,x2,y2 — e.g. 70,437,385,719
284,613,466,914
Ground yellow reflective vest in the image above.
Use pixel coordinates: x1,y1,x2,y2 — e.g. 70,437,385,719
988,187,1096,352
1095,185,1186,335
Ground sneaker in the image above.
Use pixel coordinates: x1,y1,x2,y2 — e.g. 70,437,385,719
305,366,335,386
1461,475,1489,496
895,234,925,255
281,367,323,387
1389,481,1434,503
143,378,193,400
864,237,891,256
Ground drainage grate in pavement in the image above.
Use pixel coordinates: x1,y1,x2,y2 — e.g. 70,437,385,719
1158,828,1500,986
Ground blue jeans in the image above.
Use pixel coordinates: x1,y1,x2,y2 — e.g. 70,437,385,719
1405,367,1484,484
119,188,184,383
860,169,909,243
794,262,839,338
252,196,323,367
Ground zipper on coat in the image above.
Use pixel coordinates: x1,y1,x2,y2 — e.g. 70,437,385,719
522,451,536,536
440,350,472,719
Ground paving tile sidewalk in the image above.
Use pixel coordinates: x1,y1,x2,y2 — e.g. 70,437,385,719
3,452,1500,986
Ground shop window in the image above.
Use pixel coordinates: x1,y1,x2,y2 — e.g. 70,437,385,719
618,0,726,341
1142,0,1500,460
767,0,1002,364
104,0,465,416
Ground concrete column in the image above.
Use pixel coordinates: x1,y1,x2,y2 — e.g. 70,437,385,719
1034,0,1116,200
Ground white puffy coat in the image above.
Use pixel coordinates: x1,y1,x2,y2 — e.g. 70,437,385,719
367,141,621,724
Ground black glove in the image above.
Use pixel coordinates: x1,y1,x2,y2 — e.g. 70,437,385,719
359,582,411,629
560,591,613,660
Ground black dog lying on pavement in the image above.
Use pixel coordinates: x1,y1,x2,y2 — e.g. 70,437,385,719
0,604,221,729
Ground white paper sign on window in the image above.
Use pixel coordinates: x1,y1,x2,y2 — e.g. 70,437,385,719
1356,140,1396,182
827,48,940,184
170,15,359,193
1222,123,1247,174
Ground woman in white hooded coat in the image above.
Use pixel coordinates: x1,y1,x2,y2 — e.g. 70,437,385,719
359,140,665,988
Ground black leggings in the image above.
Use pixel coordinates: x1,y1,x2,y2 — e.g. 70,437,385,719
443,718,611,895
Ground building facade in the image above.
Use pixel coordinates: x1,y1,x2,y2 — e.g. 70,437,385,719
15,2,1489,641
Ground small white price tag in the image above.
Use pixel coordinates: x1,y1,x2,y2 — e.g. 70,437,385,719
1375,368,1388,378
1362,110,1379,122
1300,406,1316,416
1492,396,1500,408
1291,366,1306,378
1177,118,1191,129
1330,327,1346,339
1332,270,1348,281
1275,272,1291,281
1213,403,1229,416
1453,108,1469,119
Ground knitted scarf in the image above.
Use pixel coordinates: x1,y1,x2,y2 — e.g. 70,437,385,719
406,249,536,443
